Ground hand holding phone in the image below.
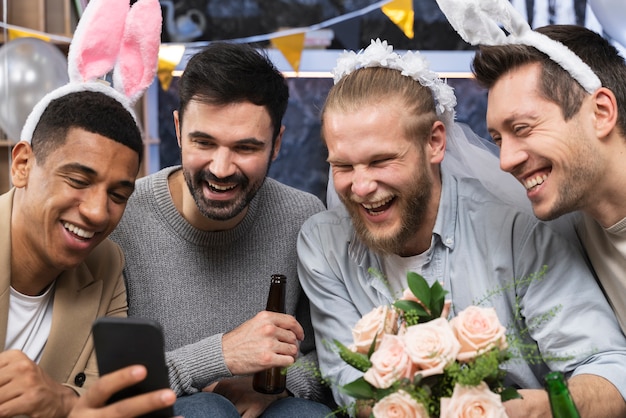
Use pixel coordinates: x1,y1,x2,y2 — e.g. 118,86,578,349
92,317,175,418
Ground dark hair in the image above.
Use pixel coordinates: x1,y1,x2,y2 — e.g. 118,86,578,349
31,91,143,163
472,25,626,135
178,42,289,140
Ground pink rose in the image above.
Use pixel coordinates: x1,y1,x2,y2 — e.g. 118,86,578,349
450,306,507,362
351,306,399,354
440,382,508,418
364,334,416,389
403,317,460,378
372,390,429,418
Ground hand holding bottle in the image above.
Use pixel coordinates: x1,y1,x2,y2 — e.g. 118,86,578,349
221,275,303,377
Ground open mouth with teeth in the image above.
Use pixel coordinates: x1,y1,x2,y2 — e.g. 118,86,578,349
63,222,95,239
361,196,395,216
523,173,549,191
208,182,237,193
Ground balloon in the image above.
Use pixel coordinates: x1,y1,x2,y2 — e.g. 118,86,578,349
589,0,626,48
0,37,69,141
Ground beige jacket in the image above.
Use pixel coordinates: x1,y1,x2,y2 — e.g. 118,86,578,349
0,188,128,394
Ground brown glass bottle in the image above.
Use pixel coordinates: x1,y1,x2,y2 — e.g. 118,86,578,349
252,274,287,394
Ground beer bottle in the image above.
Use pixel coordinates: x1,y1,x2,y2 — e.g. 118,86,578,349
252,274,287,394
544,371,581,418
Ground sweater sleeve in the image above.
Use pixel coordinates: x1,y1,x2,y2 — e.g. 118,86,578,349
166,333,232,395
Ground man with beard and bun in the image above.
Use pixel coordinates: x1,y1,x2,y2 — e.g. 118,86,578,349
109,42,331,418
297,40,626,418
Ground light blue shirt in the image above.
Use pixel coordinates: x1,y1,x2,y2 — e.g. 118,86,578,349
298,172,626,407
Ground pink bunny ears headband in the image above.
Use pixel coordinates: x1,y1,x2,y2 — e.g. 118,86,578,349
435,0,601,94
20,0,162,143
333,39,457,128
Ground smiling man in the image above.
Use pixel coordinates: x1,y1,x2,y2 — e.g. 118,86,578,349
109,42,331,418
472,25,626,336
297,40,626,418
0,91,175,417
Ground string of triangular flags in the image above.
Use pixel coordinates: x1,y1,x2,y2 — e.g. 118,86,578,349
0,0,413,90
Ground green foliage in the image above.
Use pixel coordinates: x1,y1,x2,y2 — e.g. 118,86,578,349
335,339,372,372
393,272,448,326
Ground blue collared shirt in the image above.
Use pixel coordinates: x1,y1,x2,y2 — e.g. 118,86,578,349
298,171,626,407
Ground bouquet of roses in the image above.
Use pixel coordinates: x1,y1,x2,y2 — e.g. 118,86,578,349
334,272,520,417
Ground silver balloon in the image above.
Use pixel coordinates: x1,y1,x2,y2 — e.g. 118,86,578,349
0,37,69,141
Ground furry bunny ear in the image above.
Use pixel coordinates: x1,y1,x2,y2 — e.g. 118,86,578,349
113,0,163,104
20,0,162,143
435,0,601,93
67,0,130,83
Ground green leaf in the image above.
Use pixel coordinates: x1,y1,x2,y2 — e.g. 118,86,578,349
341,377,377,399
429,280,448,318
334,340,372,372
367,334,379,358
394,299,430,317
500,386,523,401
407,272,431,307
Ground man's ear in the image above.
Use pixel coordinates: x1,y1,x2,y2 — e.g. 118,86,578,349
11,142,34,188
428,121,446,164
271,125,285,161
173,110,182,147
593,87,618,140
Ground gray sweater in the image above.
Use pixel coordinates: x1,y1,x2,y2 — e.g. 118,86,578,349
110,166,327,401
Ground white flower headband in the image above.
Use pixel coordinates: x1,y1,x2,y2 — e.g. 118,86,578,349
333,39,457,127
435,0,601,94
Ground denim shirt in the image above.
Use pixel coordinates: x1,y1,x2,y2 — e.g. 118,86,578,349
298,172,626,407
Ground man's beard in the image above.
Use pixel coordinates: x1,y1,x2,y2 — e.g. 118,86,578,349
343,167,433,255
183,168,263,221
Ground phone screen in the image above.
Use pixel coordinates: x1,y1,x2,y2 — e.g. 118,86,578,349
92,317,174,418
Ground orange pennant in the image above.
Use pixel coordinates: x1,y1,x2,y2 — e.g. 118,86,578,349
381,0,414,39
271,33,306,73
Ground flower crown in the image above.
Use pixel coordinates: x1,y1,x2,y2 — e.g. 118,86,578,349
435,0,601,94
332,39,457,127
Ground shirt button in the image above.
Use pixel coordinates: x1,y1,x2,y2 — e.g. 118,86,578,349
74,372,86,387
445,238,453,245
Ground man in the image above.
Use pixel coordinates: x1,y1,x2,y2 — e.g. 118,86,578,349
110,42,331,418
470,24,626,336
297,40,626,418
0,91,176,417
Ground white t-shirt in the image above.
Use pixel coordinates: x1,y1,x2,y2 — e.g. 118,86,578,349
383,239,434,298
5,283,55,363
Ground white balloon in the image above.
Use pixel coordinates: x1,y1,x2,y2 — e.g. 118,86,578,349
589,0,626,47
0,37,68,141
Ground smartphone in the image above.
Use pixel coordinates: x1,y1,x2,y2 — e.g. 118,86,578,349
92,317,175,418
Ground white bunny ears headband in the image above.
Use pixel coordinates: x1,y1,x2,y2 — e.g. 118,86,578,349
20,0,162,143
333,39,457,127
435,0,601,94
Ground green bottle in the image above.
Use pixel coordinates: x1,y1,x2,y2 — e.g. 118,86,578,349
544,371,581,418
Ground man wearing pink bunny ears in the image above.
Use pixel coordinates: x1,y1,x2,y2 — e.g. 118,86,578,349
0,0,172,416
